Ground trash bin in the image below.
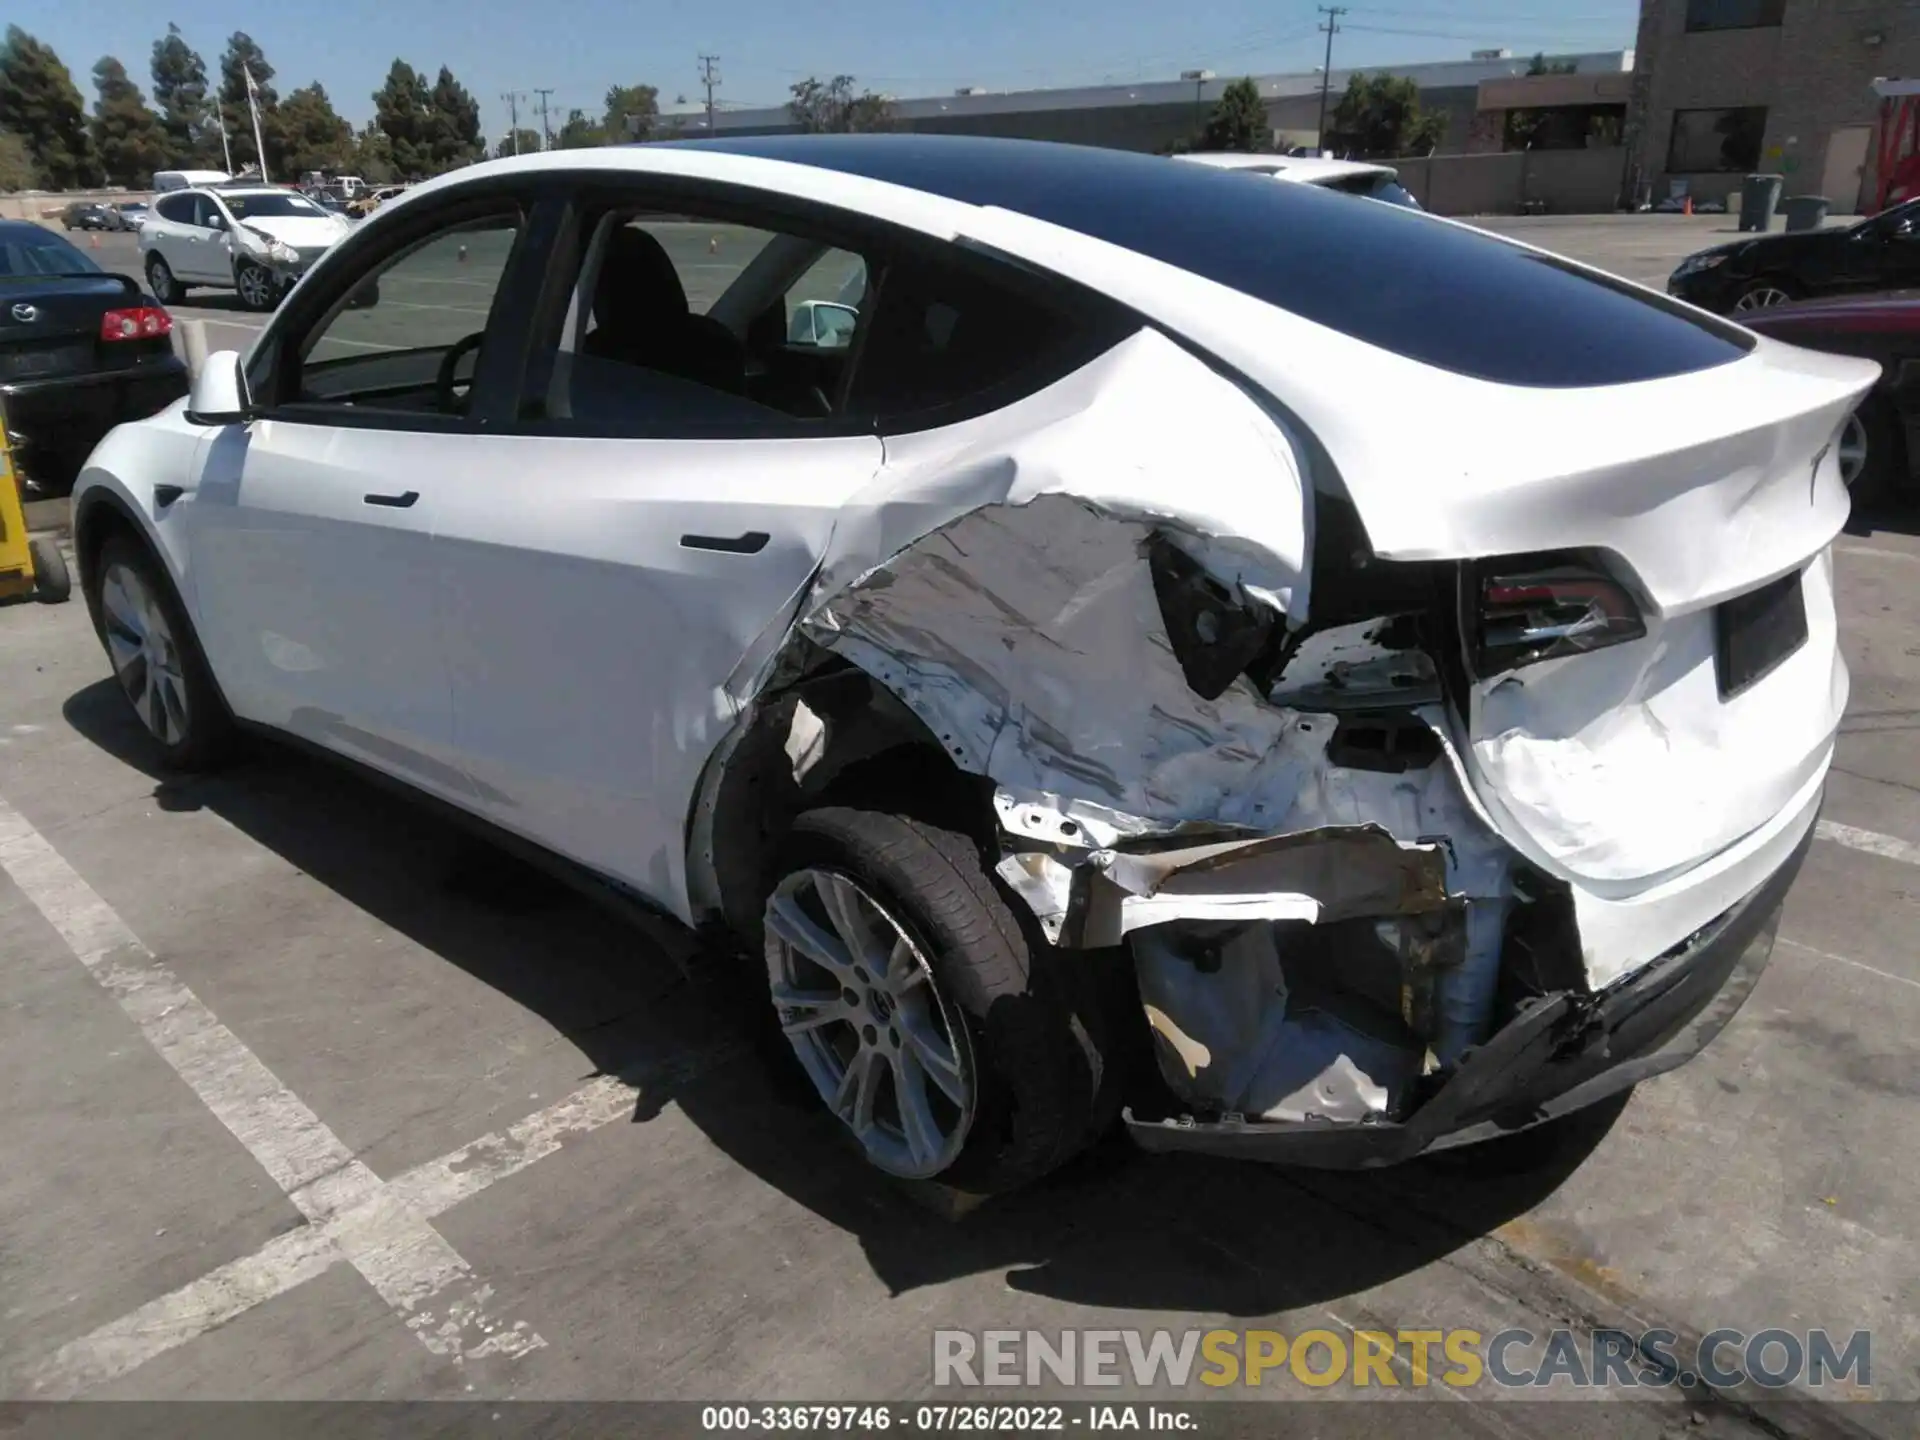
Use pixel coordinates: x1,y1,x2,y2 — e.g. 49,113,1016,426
1783,194,1832,232
1739,173,1785,233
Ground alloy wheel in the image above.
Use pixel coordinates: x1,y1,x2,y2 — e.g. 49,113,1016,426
1734,285,1793,311
764,868,976,1179
236,264,274,310
146,257,174,304
101,561,190,747
1837,411,1868,487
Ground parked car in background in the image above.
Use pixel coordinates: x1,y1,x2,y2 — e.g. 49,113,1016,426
347,184,407,218
0,220,186,493
1739,294,1920,501
72,136,1861,1194
1175,151,1424,209
1668,196,1920,313
138,186,353,311
61,203,116,232
110,202,150,233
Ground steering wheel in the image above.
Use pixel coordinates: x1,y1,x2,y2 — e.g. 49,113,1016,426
434,331,487,415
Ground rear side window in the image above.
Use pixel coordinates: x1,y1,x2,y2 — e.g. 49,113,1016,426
847,249,1127,429
154,194,193,224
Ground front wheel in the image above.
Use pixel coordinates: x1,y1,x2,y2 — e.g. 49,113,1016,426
145,254,181,305
235,260,278,312
1732,278,1798,312
1839,394,1908,505
762,807,1124,1194
91,535,236,770
28,536,70,603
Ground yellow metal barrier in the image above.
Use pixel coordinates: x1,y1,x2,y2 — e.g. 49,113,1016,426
0,401,71,604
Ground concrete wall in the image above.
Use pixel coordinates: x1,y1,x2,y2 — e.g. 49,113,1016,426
0,190,151,224
1627,0,1915,213
1390,147,1628,215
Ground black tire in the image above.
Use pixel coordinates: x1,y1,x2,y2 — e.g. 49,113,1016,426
768,807,1126,1194
90,533,237,771
234,260,278,313
1844,393,1907,506
28,536,70,603
145,254,181,304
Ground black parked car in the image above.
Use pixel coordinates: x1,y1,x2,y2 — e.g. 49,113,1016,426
0,222,188,493
61,202,116,232
1667,196,1920,314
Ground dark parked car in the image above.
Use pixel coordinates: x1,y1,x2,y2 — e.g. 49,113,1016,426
1739,294,1920,502
61,203,116,232
0,221,188,493
1668,197,1920,314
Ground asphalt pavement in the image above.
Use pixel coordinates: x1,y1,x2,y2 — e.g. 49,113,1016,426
1,215,1914,1431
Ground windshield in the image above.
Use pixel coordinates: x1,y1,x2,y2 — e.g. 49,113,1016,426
0,234,102,278
223,192,327,219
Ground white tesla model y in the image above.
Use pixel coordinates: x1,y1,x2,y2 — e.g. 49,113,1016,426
71,136,1867,1192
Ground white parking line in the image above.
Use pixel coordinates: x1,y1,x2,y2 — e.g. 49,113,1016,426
1778,936,1920,995
1815,818,1920,867
0,792,548,1392
1835,543,1920,564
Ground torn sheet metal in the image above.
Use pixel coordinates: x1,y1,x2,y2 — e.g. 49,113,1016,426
1080,824,1449,947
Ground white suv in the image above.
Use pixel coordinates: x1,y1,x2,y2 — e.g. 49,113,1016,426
74,137,1860,1194
138,186,352,311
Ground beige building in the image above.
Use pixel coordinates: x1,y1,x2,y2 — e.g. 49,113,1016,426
1626,0,1917,212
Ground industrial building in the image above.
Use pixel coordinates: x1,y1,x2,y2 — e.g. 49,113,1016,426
1625,0,1919,212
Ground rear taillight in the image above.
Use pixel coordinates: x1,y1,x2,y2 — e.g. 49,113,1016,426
100,307,172,342
1475,561,1646,674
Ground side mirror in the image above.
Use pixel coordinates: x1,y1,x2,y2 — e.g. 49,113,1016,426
788,300,860,350
185,350,254,426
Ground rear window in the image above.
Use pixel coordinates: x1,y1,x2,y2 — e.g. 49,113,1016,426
0,233,100,277
699,136,1753,389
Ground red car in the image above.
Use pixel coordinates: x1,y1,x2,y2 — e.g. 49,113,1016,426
1739,293,1920,502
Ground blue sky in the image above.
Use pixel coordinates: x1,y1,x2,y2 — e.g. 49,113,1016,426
19,0,1637,141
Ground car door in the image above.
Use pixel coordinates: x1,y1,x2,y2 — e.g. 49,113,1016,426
430,190,888,917
168,193,226,281
181,193,538,807
145,194,195,274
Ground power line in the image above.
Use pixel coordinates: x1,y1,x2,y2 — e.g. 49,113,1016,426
698,55,721,135
534,87,554,150
1316,6,1347,155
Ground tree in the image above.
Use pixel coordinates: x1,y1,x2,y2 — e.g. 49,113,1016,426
494,127,541,158
1526,52,1578,76
1328,73,1446,159
603,83,657,142
787,75,892,134
217,32,278,174
151,23,215,167
424,65,482,173
274,83,352,175
0,130,34,190
353,121,395,182
1199,77,1268,152
372,60,432,178
557,108,601,148
90,56,169,186
0,28,99,188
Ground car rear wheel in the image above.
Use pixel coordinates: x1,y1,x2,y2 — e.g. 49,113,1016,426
235,261,277,312
28,536,70,603
1733,279,1797,312
92,535,236,770
1839,394,1906,504
762,807,1125,1194
145,255,181,304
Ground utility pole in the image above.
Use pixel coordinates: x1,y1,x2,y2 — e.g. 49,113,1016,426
698,54,720,135
1315,6,1346,156
501,90,526,153
534,87,555,150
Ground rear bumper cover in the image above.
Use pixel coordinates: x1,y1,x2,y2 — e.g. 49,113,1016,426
1125,808,1810,1168
2,359,190,462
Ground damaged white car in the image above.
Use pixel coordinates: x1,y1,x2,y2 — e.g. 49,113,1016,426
72,136,1865,1193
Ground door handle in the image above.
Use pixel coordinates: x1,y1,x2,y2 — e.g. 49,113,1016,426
680,531,769,555
363,490,419,508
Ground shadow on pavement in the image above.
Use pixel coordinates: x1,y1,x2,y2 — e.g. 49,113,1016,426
1843,492,1920,540
63,675,1623,1317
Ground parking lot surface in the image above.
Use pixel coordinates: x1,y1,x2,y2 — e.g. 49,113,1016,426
3,215,1916,1431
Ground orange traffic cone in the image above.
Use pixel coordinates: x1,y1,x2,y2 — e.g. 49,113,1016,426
89,232,100,248
1683,196,1693,216
709,235,719,254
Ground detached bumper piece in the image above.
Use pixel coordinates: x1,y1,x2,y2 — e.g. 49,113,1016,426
1125,821,1808,1168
